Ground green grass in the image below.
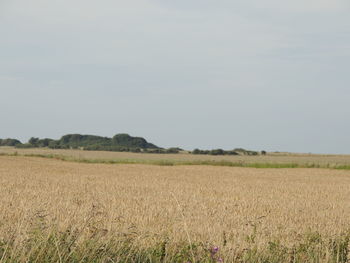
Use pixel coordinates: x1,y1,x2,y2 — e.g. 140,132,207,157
2,152,350,170
0,228,349,263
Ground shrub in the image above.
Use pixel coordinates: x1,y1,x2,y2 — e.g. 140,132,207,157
16,143,35,149
0,138,22,146
28,137,40,146
210,149,225,155
192,149,201,154
192,149,238,156
112,133,158,149
165,148,180,154
226,150,239,155
37,138,54,147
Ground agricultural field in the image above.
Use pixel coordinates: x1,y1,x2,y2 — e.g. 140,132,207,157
2,147,350,168
0,154,349,262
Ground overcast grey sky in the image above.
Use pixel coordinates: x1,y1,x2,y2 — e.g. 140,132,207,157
1,0,349,153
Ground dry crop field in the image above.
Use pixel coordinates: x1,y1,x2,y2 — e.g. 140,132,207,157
0,155,350,262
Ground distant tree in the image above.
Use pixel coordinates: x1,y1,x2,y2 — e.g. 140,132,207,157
226,150,239,155
261,150,267,155
48,141,60,149
130,148,141,153
37,138,54,147
15,143,34,148
234,148,246,152
28,137,39,146
112,133,158,149
165,148,180,154
210,149,224,156
192,149,201,154
0,138,22,146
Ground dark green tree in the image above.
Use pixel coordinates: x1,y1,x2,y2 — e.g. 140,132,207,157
28,137,39,146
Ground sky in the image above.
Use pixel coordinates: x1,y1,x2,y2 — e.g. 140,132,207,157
1,0,349,153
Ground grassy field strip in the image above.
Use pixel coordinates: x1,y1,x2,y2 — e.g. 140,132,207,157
1,151,350,170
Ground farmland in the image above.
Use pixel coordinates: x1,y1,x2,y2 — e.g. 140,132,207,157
2,147,350,168
0,153,350,262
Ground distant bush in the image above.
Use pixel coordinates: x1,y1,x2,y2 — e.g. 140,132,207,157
16,143,35,149
233,148,246,152
225,150,239,155
28,137,40,147
84,145,130,152
130,148,141,153
29,133,161,153
6,133,178,154
165,148,181,154
48,141,61,149
233,148,259,156
37,138,54,147
192,149,200,154
209,149,225,155
82,145,179,154
142,148,180,154
246,151,258,156
0,138,22,146
59,134,111,148
112,133,159,149
191,148,239,156
192,149,210,155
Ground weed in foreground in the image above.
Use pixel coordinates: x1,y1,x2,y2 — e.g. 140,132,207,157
0,229,349,263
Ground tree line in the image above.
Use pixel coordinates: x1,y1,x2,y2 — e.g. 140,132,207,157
0,134,265,155
192,148,263,156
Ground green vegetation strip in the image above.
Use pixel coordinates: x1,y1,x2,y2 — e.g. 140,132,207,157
0,229,349,263
1,152,350,170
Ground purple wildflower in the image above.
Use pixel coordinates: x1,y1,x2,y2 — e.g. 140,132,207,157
210,246,219,255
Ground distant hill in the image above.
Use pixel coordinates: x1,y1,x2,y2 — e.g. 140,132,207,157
53,133,159,150
12,133,161,152
0,134,262,156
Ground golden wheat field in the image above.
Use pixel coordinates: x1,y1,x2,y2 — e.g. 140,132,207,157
1,155,350,262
